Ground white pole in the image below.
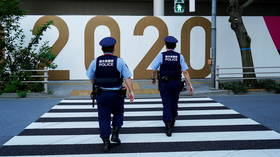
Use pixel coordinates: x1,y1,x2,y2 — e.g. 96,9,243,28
44,67,48,93
189,0,196,12
211,0,217,88
153,0,164,16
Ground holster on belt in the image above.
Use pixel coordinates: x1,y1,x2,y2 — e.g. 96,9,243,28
179,80,186,91
119,87,127,98
90,84,98,108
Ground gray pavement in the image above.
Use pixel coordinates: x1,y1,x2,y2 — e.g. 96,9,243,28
0,98,62,146
211,94,280,133
46,79,230,99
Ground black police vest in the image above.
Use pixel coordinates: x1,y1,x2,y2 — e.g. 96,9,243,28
159,51,181,80
94,55,123,88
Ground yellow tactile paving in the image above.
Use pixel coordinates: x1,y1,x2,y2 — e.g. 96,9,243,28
71,88,159,96
247,89,266,92
68,81,207,96
134,89,159,94
50,82,141,87
133,82,140,90
71,90,92,96
49,82,91,86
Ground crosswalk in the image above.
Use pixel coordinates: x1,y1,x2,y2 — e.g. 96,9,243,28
1,97,280,156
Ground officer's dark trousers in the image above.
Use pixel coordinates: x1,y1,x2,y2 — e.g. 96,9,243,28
159,80,181,123
96,91,124,139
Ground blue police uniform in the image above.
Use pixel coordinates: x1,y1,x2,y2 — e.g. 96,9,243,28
87,37,132,142
150,36,189,132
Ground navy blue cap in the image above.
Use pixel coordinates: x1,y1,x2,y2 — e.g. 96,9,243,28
99,37,116,47
164,36,178,43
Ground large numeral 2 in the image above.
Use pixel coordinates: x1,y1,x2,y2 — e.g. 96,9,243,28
33,16,70,80
133,16,168,79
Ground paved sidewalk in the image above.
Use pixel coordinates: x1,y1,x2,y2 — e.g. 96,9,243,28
47,79,230,99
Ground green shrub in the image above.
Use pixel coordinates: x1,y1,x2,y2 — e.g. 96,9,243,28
4,84,17,93
27,83,44,92
3,80,23,93
274,84,280,94
4,83,17,93
219,81,248,94
1,81,45,93
257,79,277,91
16,90,27,98
48,90,53,95
0,83,4,95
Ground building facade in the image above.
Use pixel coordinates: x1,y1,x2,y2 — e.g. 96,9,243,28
21,0,280,16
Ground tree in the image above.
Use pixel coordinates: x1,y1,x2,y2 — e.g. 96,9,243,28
0,0,56,94
228,0,256,85
0,0,25,72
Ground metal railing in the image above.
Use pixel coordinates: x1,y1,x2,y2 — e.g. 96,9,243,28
216,66,280,89
1,67,49,93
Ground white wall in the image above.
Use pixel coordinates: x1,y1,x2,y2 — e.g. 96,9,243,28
19,16,280,80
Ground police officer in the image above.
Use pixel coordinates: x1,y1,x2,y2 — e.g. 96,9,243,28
150,36,193,137
87,37,134,152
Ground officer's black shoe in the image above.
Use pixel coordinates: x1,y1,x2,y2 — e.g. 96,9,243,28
111,126,121,145
165,123,173,137
102,138,111,153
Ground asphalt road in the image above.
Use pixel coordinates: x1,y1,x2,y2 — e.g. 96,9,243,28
211,94,280,133
0,98,62,146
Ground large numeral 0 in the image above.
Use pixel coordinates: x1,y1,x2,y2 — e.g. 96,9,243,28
133,16,168,79
181,17,211,78
33,16,70,80
84,16,120,69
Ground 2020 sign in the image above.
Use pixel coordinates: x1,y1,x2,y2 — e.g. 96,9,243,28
33,16,211,79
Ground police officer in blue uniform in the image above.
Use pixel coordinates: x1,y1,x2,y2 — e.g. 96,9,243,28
150,36,193,137
87,37,134,152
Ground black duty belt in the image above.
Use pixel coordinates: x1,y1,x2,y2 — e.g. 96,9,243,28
159,76,181,82
97,87,127,97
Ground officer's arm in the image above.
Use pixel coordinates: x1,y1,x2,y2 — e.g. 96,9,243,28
118,59,134,102
87,60,97,82
182,70,193,95
150,54,162,84
151,70,157,84
124,78,134,103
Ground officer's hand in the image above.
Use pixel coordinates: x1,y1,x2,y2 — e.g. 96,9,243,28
128,91,135,103
152,78,156,85
188,85,194,96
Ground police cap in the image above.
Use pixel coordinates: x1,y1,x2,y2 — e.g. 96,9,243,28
99,37,116,47
164,36,178,43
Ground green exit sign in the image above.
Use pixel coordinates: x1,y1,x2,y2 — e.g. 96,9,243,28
174,0,185,13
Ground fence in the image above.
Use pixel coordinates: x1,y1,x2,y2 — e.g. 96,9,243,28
216,66,280,89
1,67,49,93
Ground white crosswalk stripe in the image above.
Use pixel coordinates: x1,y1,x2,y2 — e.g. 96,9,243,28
41,109,239,118
60,98,213,104
52,102,225,109
25,119,260,129
1,97,280,157
4,131,280,145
